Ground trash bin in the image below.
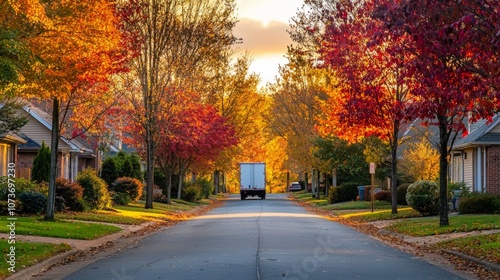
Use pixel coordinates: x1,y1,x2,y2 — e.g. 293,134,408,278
450,190,462,211
358,186,365,201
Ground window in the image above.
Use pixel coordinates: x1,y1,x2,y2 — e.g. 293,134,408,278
0,143,12,176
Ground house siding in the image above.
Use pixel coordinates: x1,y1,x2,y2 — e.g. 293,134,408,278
491,125,500,133
19,113,71,152
463,148,474,190
487,146,500,194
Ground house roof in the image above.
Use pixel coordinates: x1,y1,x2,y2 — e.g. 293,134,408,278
16,132,40,150
0,133,27,145
453,114,500,149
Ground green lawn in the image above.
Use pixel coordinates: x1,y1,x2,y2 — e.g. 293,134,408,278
336,207,422,222
385,214,500,236
0,241,71,278
57,200,206,225
432,233,499,265
0,217,122,240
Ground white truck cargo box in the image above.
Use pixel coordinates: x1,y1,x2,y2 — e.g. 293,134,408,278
239,162,266,200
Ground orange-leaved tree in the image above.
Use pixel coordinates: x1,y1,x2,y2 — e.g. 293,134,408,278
15,0,130,220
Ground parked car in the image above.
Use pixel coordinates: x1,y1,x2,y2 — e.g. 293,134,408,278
289,181,301,192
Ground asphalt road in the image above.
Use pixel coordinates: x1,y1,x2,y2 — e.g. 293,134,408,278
63,194,466,280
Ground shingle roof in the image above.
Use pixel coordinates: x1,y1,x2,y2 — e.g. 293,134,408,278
453,114,500,149
16,132,40,150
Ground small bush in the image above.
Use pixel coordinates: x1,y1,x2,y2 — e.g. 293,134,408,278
406,180,440,216
111,177,144,201
374,190,392,202
112,192,132,206
153,193,168,204
328,186,338,203
184,179,213,199
19,191,47,214
198,178,214,199
0,177,40,200
337,182,361,202
56,178,85,211
397,183,411,205
76,168,112,210
459,194,500,214
182,185,201,202
448,181,471,198
328,183,359,203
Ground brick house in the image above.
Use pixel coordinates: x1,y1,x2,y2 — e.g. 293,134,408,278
450,114,500,194
15,104,98,181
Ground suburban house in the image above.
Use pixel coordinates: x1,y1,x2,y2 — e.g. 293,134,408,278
450,115,500,195
0,132,26,177
15,104,99,181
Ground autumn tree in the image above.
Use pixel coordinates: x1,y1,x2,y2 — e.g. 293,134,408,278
151,90,237,202
197,53,267,191
383,0,500,226
8,0,129,220
299,0,416,213
118,0,239,208
266,47,329,183
400,139,439,182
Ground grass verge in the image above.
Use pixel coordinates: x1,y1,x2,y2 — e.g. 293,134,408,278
0,241,71,278
57,200,209,225
0,217,121,240
385,214,500,236
432,233,500,265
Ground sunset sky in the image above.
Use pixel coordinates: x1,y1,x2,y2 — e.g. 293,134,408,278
233,0,304,88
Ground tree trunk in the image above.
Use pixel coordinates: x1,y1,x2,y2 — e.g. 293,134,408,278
177,159,183,199
166,170,172,205
438,119,450,226
45,98,59,221
213,170,219,195
145,123,154,209
390,120,400,215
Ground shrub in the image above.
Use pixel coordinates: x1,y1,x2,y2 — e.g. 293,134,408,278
76,168,112,210
182,184,201,202
111,177,144,201
55,178,85,211
153,193,168,204
19,191,47,214
328,186,338,204
0,177,40,200
374,190,391,202
31,141,50,183
328,182,359,203
112,192,132,206
459,194,500,214
397,183,412,205
337,182,361,202
406,180,440,216
184,178,213,199
101,157,119,186
448,181,471,198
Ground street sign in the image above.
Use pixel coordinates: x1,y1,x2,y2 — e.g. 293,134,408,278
369,162,376,174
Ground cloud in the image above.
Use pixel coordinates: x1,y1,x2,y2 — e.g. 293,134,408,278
233,17,293,56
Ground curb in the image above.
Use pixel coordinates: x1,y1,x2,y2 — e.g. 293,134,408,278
442,249,500,274
7,248,82,280
376,227,500,276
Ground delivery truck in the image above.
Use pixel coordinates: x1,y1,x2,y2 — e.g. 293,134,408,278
239,162,266,200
